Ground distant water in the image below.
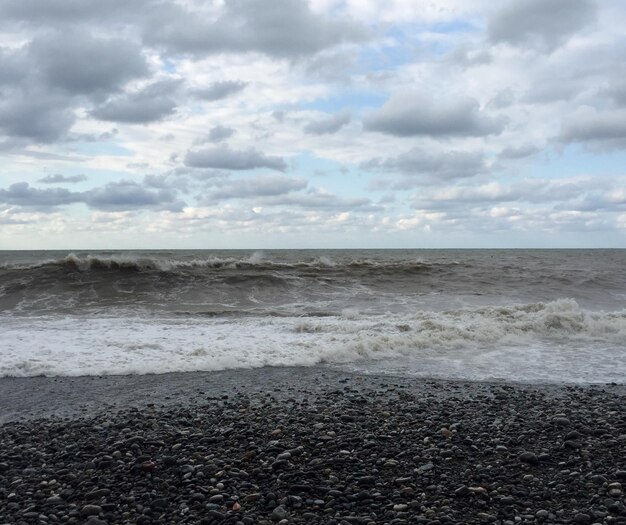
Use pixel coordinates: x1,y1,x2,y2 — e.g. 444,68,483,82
1,249,625,383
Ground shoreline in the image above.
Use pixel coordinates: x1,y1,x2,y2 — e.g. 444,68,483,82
2,366,625,424
1,368,625,524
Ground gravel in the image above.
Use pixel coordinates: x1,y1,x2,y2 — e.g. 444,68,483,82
0,369,625,524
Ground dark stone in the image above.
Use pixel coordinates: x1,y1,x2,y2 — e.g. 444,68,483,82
518,452,539,465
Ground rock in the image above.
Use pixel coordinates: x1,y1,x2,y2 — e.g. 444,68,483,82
271,505,287,521
590,474,607,485
417,462,434,473
357,476,376,487
518,451,539,465
573,513,591,524
85,518,107,525
81,504,102,516
151,498,168,509
454,485,470,497
86,488,111,500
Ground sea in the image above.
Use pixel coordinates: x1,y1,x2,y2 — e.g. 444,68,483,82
0,249,625,383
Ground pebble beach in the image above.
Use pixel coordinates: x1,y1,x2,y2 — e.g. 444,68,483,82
1,368,625,525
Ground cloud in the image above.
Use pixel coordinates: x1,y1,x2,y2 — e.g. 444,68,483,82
363,148,487,179
0,47,25,85
84,180,183,211
499,145,540,159
184,146,288,172
424,180,589,205
0,0,140,24
192,80,247,101
260,189,375,211
304,110,351,135
0,180,183,211
0,30,148,143
559,106,626,149
364,148,488,184
608,78,626,107
38,174,87,184
0,182,81,208
196,125,236,144
363,92,507,138
142,0,369,58
488,0,597,52
91,80,180,123
209,174,307,200
0,89,75,142
28,31,149,96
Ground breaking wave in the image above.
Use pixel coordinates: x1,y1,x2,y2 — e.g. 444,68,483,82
1,299,625,382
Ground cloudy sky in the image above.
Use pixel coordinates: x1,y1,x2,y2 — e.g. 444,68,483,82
1,0,626,249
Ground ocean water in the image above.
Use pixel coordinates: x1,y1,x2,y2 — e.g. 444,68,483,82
0,249,625,383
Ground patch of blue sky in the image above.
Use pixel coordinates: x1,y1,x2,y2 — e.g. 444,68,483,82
374,20,479,62
357,29,412,72
298,90,387,114
162,59,177,73
428,19,480,35
530,145,626,179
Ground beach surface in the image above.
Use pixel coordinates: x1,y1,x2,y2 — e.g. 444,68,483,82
1,368,625,524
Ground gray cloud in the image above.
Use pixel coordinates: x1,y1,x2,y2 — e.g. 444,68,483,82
0,182,80,208
499,145,540,159
304,49,357,81
559,107,626,148
447,45,492,69
192,80,247,101
91,80,180,123
0,0,140,24
304,110,351,135
363,93,507,138
0,47,25,85
488,0,597,52
38,174,87,184
260,189,375,211
0,89,75,142
608,77,626,107
85,180,183,211
198,125,236,144
28,31,149,96
365,148,489,190
487,89,515,109
209,174,307,200
142,0,370,58
0,180,183,211
0,30,149,144
185,146,288,172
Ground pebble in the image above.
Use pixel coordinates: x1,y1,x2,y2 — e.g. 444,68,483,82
0,377,624,525
518,451,539,465
81,504,102,516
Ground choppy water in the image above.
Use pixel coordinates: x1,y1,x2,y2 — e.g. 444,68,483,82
0,249,625,382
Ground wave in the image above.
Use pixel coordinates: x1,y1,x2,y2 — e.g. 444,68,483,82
0,252,451,274
1,299,625,382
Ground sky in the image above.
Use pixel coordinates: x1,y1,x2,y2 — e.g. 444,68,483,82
1,0,626,249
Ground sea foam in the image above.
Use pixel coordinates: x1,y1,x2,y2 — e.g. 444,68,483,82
1,299,625,382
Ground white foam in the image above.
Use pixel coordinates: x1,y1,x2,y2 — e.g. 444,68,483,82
1,299,625,382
